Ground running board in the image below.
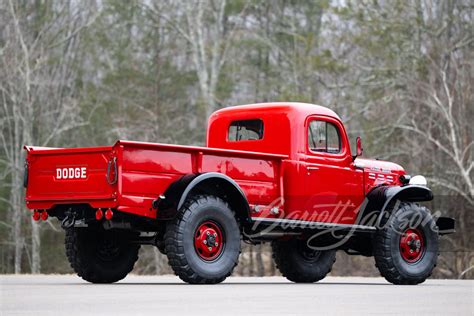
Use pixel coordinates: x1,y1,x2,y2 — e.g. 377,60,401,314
251,217,376,233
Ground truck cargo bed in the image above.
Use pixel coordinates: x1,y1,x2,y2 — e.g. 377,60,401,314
25,140,287,219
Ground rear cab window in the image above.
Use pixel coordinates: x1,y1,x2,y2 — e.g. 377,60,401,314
228,119,264,142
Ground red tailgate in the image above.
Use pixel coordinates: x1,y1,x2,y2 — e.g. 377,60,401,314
24,146,117,210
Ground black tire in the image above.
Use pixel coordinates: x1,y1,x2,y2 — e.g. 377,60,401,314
156,239,166,255
65,227,140,283
272,239,336,283
164,195,241,284
373,202,439,285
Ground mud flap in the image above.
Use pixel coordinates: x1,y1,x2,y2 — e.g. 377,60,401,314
436,217,455,235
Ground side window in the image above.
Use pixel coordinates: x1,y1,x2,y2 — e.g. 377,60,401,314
228,119,264,141
308,120,341,154
326,123,341,153
308,121,326,151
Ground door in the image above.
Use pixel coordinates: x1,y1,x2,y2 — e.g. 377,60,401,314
303,117,364,225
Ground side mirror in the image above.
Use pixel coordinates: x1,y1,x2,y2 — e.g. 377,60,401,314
356,136,363,156
353,136,363,161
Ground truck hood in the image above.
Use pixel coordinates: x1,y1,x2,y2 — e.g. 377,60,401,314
355,158,405,174
355,158,405,192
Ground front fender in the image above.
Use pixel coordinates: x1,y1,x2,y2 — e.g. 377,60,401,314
375,185,433,227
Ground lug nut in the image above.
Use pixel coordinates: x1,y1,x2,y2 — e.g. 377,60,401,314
215,242,218,247
207,231,210,236
203,240,207,245
213,233,217,237
208,247,212,251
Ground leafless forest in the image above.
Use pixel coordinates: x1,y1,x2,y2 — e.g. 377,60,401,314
0,0,472,278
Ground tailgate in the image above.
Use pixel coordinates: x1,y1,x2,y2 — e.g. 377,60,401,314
24,146,116,210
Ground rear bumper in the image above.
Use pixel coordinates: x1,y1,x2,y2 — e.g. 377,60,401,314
25,198,118,210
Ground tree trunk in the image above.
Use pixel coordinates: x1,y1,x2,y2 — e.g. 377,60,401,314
31,219,40,273
256,244,264,276
248,244,254,276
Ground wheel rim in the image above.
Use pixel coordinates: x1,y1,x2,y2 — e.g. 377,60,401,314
194,221,224,261
399,228,425,263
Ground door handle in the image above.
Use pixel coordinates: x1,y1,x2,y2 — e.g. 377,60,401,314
307,166,319,171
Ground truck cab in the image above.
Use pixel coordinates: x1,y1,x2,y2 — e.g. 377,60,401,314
208,103,404,225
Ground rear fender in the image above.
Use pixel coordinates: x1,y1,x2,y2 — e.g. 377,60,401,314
153,172,251,222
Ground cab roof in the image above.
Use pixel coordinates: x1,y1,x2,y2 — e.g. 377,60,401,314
211,102,341,121
207,102,343,157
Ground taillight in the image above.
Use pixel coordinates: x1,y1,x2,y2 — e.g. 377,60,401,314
95,209,104,220
105,209,114,220
40,211,48,221
32,211,40,221
33,211,48,221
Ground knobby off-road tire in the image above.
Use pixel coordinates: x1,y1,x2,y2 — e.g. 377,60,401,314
272,239,336,283
164,195,241,284
373,202,439,285
65,227,140,283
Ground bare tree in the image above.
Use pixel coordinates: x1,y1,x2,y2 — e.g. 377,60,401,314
395,54,473,278
0,0,99,273
147,0,246,119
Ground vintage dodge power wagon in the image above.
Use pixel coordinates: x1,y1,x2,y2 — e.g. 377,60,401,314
24,102,454,285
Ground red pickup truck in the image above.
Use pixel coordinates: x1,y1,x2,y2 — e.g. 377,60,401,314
24,102,453,285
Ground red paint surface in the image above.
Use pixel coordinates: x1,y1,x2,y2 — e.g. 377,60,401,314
25,102,406,225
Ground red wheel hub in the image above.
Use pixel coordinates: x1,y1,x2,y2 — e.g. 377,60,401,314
399,228,424,263
194,221,223,261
